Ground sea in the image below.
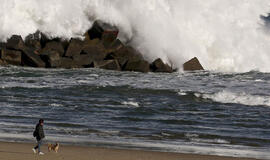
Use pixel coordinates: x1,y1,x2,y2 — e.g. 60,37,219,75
0,66,269,159
1,0,270,159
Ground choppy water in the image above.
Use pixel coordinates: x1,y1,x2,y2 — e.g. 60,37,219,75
0,66,269,159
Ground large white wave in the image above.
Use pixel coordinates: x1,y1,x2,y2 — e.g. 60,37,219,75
1,0,270,72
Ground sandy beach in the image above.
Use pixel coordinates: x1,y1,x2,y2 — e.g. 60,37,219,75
0,141,260,160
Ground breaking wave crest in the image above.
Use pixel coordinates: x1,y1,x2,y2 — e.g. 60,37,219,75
195,90,270,107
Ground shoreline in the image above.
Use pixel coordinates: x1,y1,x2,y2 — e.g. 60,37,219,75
0,141,261,160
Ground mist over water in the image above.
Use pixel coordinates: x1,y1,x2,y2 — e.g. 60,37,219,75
1,0,270,72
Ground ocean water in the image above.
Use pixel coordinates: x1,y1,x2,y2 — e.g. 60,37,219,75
0,66,269,159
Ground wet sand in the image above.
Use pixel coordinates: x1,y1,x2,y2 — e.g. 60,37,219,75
0,142,260,160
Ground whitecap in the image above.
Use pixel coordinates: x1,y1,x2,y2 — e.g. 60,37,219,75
178,91,188,96
122,101,140,107
49,103,63,107
196,90,270,107
255,79,264,82
185,133,199,138
190,138,230,144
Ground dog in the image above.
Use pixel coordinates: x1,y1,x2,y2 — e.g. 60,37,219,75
48,142,60,153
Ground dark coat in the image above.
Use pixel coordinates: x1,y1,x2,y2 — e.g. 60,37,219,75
35,123,45,141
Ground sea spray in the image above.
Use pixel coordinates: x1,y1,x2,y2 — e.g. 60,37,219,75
1,0,270,72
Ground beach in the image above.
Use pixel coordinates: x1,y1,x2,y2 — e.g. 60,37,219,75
0,142,259,160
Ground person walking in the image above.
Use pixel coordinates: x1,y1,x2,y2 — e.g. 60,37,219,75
32,119,45,155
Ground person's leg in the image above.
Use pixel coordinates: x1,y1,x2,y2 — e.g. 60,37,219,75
38,139,43,153
33,139,39,153
34,142,38,150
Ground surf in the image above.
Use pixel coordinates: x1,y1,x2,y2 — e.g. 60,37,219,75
1,0,270,72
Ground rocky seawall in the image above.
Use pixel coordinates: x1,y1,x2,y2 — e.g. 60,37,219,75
0,20,203,73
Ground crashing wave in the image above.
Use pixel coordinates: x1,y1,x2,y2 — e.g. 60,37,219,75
1,0,270,72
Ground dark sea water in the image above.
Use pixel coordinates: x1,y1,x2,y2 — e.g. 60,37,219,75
0,66,269,159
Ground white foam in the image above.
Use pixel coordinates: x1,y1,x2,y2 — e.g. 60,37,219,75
178,91,188,96
255,79,264,82
185,133,199,138
196,90,270,107
1,0,270,72
122,101,140,107
190,138,230,144
49,103,63,107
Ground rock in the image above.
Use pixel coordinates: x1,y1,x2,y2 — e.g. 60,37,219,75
73,54,94,67
61,40,70,52
40,50,61,68
6,35,25,50
81,43,108,61
25,31,42,52
6,34,46,67
58,57,79,69
151,58,173,73
38,31,64,48
0,42,6,49
21,48,45,67
105,39,124,52
110,39,124,50
94,60,121,71
107,46,143,68
114,46,143,60
124,60,150,73
83,31,91,43
88,20,119,48
183,57,204,71
40,32,52,48
0,30,178,74
82,38,101,48
65,38,84,57
72,39,108,67
25,31,41,41
42,41,65,57
261,14,270,27
0,49,21,66
0,59,7,66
